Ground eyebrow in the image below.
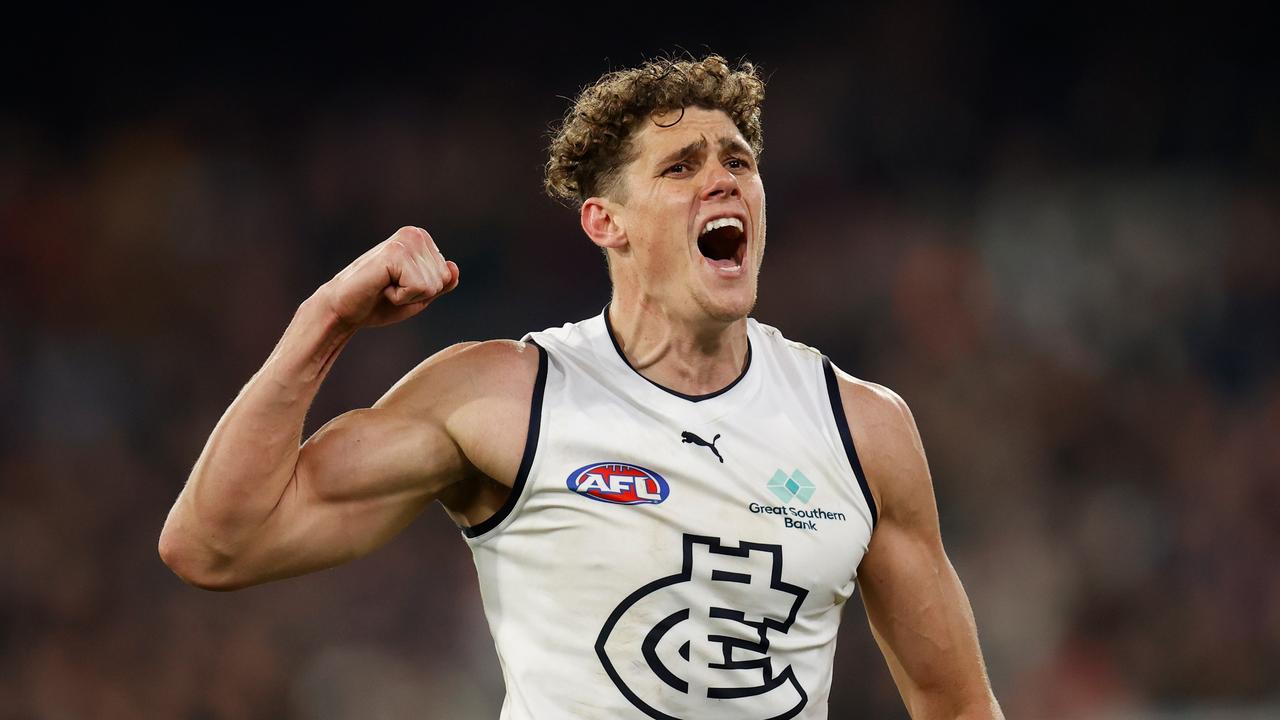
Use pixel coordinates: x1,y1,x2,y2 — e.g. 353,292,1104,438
719,136,755,160
656,138,708,169
654,136,756,169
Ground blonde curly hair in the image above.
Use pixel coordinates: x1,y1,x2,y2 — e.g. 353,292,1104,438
545,54,766,206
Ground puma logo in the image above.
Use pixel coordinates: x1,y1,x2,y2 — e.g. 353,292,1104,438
681,431,724,464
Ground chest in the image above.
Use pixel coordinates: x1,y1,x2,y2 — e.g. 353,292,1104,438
518,390,873,611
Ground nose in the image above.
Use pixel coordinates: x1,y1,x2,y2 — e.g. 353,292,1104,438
700,164,740,201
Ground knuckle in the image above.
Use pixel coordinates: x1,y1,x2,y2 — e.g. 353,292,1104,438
393,225,427,243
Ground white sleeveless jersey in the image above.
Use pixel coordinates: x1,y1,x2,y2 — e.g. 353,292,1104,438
462,311,878,720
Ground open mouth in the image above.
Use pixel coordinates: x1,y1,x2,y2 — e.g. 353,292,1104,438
697,217,747,271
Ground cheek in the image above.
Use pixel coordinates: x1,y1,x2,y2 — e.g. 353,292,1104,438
631,213,685,271
751,193,766,243
651,199,694,259
748,179,766,210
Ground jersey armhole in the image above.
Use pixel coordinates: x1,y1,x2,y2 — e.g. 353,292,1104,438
822,356,879,529
461,339,548,540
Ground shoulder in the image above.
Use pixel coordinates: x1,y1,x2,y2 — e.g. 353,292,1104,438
374,339,543,419
749,318,817,354
827,364,929,522
374,339,545,496
829,366,917,444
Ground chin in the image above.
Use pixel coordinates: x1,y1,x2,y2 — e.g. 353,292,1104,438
697,288,757,324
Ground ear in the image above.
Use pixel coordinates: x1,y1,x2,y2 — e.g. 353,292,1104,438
581,197,628,252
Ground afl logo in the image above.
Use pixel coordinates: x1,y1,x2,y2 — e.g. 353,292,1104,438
567,462,670,505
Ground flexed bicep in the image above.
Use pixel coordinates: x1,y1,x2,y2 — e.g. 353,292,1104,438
245,403,470,582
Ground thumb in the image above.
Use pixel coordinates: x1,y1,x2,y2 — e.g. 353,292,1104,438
440,260,461,294
384,284,425,305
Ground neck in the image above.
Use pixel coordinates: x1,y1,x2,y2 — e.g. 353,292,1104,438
606,295,749,398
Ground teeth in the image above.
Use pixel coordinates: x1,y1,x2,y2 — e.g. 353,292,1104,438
700,217,744,236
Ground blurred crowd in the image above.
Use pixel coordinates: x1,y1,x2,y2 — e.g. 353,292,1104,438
2,5,1277,719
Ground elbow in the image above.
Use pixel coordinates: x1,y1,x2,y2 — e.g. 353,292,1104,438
157,524,249,592
909,688,1003,720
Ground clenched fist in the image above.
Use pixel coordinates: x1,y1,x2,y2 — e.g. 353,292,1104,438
319,226,460,330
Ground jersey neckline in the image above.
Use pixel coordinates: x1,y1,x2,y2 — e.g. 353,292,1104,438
601,304,754,403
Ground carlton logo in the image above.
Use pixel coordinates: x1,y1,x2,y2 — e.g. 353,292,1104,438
567,462,670,505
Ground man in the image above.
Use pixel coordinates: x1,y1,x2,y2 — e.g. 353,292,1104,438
160,55,1004,719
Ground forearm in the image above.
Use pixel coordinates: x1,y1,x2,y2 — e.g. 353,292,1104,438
160,290,354,578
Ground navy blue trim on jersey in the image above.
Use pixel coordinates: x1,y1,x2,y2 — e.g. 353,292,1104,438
822,357,878,529
462,339,548,539
603,304,752,403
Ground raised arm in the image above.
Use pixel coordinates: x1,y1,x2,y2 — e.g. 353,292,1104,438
159,226,491,590
836,371,1004,719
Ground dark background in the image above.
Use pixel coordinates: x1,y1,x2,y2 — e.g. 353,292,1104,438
3,3,1278,718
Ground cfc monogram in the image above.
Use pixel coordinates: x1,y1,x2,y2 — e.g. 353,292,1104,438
596,534,810,720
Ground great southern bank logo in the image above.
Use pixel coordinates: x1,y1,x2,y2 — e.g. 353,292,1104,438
596,533,809,719
750,469,847,532
567,462,670,505
767,469,815,504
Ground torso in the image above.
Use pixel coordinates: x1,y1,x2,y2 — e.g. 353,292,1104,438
457,311,877,720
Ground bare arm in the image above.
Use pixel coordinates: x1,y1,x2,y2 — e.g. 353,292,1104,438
159,226,473,590
837,372,1004,719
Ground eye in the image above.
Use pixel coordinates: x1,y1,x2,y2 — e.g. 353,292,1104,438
725,157,751,170
664,162,692,176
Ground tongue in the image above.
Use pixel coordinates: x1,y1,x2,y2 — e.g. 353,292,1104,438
706,257,739,269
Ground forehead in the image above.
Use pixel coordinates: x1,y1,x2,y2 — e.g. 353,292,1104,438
629,106,748,159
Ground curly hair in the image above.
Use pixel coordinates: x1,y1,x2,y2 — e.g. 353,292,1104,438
544,54,766,206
